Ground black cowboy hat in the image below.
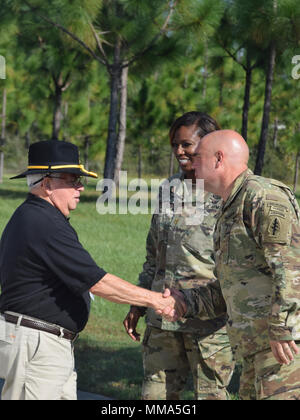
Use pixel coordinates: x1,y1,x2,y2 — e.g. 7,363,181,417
10,140,98,179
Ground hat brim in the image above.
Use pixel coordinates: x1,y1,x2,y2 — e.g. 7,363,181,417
10,167,98,179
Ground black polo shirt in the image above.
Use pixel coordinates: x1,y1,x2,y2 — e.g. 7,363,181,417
0,193,107,332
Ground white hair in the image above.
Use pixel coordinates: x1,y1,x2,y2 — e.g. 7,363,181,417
26,174,45,190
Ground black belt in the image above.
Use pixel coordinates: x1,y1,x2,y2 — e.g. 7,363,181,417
3,312,78,341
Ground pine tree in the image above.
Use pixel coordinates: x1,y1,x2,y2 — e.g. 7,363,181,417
12,2,93,140
16,0,226,180
16,0,180,180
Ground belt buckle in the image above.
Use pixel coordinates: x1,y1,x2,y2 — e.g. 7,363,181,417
58,327,65,339
58,327,78,342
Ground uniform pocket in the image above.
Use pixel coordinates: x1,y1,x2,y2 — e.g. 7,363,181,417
142,326,152,347
0,316,15,379
197,332,232,360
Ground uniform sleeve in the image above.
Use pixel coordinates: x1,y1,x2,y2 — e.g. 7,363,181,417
180,279,227,320
248,188,300,342
137,214,158,291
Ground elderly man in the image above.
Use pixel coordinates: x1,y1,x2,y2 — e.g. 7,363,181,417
0,139,182,400
161,130,300,400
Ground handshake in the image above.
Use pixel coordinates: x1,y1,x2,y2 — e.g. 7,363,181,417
123,288,187,342
154,288,187,320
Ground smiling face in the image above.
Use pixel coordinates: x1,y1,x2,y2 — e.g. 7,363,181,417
43,173,84,217
171,124,202,179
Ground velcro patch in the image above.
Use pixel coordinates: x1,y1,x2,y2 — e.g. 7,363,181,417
268,204,288,219
268,217,281,236
261,202,291,244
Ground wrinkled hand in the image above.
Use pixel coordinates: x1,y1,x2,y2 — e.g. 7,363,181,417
155,288,187,322
123,307,141,342
270,340,299,365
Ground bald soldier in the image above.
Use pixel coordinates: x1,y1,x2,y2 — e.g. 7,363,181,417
160,130,300,400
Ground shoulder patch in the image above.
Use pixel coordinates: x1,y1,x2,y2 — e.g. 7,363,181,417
266,202,289,219
261,201,291,244
268,217,281,236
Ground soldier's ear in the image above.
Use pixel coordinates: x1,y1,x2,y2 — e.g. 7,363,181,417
215,151,223,167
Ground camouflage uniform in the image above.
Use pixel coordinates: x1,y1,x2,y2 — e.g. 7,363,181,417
182,169,300,400
138,173,234,400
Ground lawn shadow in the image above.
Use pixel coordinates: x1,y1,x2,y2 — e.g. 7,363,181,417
75,337,241,400
0,188,27,200
75,338,144,400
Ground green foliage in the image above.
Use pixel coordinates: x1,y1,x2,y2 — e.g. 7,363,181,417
1,0,300,185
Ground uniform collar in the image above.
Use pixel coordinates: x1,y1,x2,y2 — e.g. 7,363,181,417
222,168,253,211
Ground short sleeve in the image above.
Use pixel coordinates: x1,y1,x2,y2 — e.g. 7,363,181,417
44,222,107,296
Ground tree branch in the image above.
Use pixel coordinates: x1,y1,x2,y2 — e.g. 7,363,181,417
124,0,178,68
216,36,247,71
23,0,107,67
62,71,72,91
88,21,111,66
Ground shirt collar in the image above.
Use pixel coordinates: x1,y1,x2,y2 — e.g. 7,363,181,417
222,168,253,211
26,193,70,221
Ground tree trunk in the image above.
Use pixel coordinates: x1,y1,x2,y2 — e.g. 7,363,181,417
273,116,278,148
84,135,90,171
241,55,252,142
52,80,63,141
114,64,128,185
0,88,7,184
103,39,121,180
52,73,71,141
62,101,69,141
137,143,142,179
293,151,300,193
25,130,30,149
254,43,276,175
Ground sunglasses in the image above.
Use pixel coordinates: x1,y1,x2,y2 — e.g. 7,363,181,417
32,174,84,187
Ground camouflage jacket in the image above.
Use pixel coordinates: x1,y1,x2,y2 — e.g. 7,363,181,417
182,169,300,358
138,173,227,335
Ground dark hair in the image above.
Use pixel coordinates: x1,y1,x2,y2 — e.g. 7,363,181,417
169,111,220,144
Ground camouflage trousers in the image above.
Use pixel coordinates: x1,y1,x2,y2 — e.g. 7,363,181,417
141,326,234,400
240,342,300,400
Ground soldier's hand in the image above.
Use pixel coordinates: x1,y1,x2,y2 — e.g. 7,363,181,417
270,340,299,365
155,288,187,321
123,307,141,342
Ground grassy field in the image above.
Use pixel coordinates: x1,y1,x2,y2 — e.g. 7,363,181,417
1,175,299,400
